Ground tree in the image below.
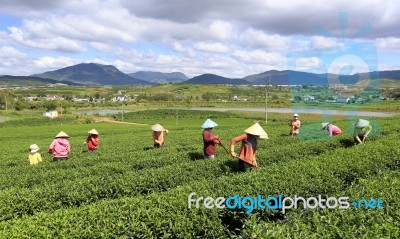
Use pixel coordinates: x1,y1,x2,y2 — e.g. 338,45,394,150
43,100,57,111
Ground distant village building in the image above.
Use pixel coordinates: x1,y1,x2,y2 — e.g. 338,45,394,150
336,97,351,103
302,95,315,101
111,95,132,102
46,94,65,100
43,111,58,119
325,100,336,103
72,98,90,102
24,96,39,101
355,98,365,104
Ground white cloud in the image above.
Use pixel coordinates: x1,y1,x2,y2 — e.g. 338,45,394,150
208,21,234,40
0,0,399,77
232,50,283,64
376,37,400,52
378,64,400,71
0,46,28,71
8,26,86,52
295,57,320,70
239,29,290,51
311,36,341,49
194,42,229,53
33,56,79,69
0,46,27,59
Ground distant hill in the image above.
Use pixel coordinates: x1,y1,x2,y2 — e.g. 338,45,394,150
0,75,82,86
354,78,400,89
128,71,188,84
33,63,153,85
243,70,400,86
243,70,327,85
185,74,250,85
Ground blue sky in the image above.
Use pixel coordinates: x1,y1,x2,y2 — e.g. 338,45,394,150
0,0,399,78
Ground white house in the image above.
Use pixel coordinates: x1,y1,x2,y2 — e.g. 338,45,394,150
43,111,58,119
302,95,315,101
336,97,350,103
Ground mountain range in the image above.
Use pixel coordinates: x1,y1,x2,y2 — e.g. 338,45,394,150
1,62,399,86
128,71,188,84
32,63,152,85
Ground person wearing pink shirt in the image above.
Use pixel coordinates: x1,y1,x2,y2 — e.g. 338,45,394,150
48,131,71,161
321,122,342,137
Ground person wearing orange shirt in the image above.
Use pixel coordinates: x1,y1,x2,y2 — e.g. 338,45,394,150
288,113,301,136
152,124,169,148
230,123,268,172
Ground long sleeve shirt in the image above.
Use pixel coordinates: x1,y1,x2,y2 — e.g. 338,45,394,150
153,131,166,145
87,135,99,150
327,124,342,137
354,125,372,137
202,129,219,156
289,119,301,134
230,134,258,167
29,153,42,165
48,138,70,157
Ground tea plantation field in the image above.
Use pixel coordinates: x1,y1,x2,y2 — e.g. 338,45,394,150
0,110,398,238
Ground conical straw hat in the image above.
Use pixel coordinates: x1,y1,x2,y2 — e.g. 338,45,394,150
201,119,218,129
354,119,369,128
55,131,69,138
244,123,268,139
151,124,165,131
321,122,329,130
88,129,99,135
29,144,40,153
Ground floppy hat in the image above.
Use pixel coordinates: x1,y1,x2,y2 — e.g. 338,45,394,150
29,144,39,153
151,123,165,131
321,122,329,130
244,123,268,139
354,119,369,128
293,113,299,118
201,119,218,129
55,131,69,138
88,129,99,135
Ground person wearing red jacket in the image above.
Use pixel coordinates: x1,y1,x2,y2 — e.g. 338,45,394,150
201,119,221,159
86,129,99,152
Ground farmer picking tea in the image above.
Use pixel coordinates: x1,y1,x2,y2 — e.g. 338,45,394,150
48,131,71,161
152,124,168,148
201,119,221,159
288,113,301,136
230,123,268,172
354,119,372,144
321,122,342,137
86,129,99,152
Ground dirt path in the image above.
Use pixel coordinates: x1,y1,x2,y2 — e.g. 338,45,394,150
92,116,149,126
